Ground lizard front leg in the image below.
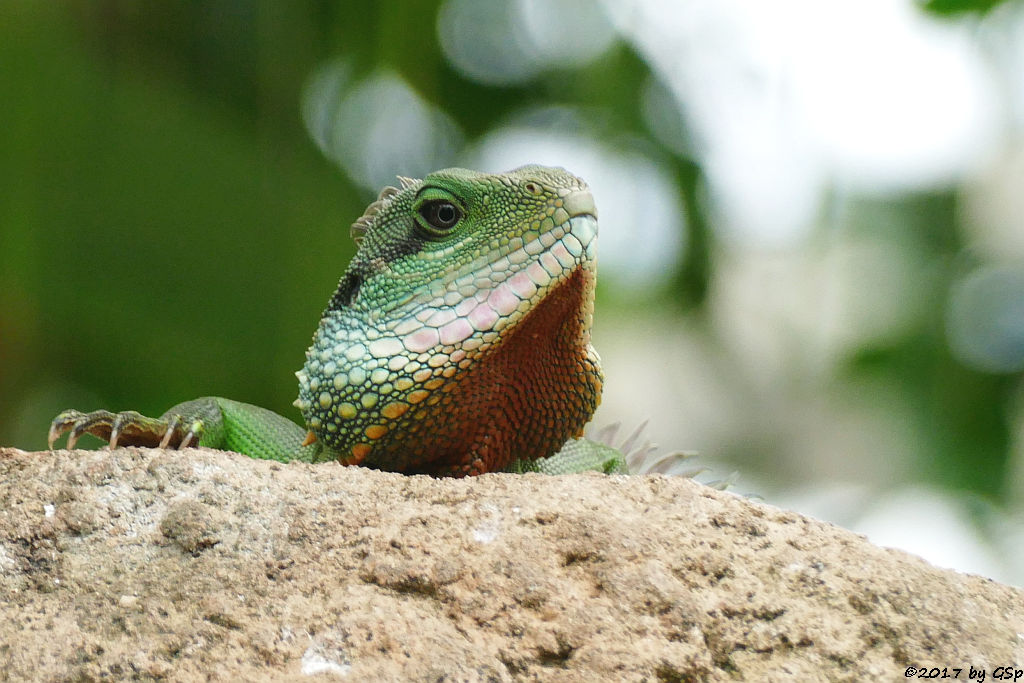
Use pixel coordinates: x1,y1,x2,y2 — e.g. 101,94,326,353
49,397,327,463
48,407,209,451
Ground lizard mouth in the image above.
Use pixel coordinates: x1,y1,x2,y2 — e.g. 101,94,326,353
382,213,597,358
474,212,597,324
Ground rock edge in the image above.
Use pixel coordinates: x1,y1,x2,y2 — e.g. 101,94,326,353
1,446,1021,681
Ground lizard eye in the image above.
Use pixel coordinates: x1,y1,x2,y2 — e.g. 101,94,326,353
418,200,462,233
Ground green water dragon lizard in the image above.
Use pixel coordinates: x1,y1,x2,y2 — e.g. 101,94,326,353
48,166,642,477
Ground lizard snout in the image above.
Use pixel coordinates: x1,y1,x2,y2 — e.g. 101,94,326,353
562,190,597,220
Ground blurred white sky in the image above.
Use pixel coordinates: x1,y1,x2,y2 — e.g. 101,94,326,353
612,0,1004,242
438,0,1018,245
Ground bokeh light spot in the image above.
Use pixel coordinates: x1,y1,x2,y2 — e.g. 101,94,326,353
438,0,615,85
302,63,462,191
947,265,1024,373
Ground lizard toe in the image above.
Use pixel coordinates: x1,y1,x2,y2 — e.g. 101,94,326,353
48,410,85,449
67,409,117,449
178,419,205,449
158,414,184,448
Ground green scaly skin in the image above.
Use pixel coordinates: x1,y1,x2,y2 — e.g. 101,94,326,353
49,166,627,476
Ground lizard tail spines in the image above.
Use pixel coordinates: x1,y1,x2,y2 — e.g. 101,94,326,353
593,420,709,479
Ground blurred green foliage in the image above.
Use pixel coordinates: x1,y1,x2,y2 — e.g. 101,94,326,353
0,0,1019,510
0,0,700,439
922,0,1013,15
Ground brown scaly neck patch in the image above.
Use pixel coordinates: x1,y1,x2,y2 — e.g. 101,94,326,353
360,266,602,476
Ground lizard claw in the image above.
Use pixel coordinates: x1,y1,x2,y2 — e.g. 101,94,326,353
49,410,86,449
48,408,197,450
159,414,184,448
158,414,204,448
47,408,119,449
179,419,204,448
67,409,117,449
109,410,145,449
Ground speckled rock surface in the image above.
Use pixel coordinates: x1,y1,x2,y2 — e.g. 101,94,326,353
1,446,1021,681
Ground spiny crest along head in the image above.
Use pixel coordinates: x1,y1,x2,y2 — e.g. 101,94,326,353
348,175,425,246
349,183,404,246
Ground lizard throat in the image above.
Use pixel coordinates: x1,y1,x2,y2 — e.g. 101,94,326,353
362,264,602,475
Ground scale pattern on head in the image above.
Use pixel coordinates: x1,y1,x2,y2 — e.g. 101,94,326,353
295,165,603,475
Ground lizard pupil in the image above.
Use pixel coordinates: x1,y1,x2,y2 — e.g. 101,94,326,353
421,201,461,231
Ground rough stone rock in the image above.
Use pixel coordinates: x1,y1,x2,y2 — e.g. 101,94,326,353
1,446,1021,681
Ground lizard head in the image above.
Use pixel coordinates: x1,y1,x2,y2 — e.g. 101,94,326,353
332,165,597,313
296,166,603,474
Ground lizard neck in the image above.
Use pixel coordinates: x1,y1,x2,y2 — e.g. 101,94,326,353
394,265,602,475
299,256,602,476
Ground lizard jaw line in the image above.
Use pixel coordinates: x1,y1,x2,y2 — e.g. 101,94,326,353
399,213,597,314
412,214,597,350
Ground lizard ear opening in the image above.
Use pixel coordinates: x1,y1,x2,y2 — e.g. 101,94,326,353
329,271,363,310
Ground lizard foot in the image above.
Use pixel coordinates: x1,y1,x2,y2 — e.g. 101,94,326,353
48,409,205,450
